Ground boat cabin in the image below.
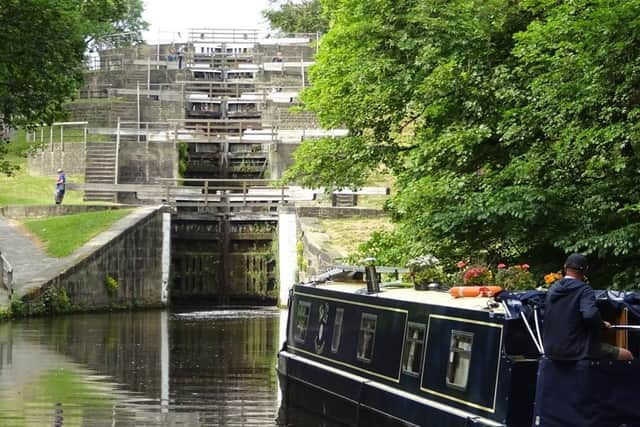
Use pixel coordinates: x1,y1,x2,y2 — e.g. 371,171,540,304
277,267,640,427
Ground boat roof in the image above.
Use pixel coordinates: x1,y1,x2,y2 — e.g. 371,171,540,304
297,281,505,315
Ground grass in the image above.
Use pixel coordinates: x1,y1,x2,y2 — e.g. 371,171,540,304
0,130,87,206
0,171,86,206
318,217,394,257
357,195,389,209
22,209,132,257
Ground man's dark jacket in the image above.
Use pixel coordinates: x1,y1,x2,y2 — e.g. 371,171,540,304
542,277,604,360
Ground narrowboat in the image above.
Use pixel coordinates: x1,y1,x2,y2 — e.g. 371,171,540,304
277,265,640,427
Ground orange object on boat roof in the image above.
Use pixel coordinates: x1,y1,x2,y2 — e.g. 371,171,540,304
449,286,503,298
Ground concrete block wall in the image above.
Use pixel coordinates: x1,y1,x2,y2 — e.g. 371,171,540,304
27,143,85,176
141,98,185,123
65,100,137,127
296,207,388,219
118,141,178,186
265,106,319,129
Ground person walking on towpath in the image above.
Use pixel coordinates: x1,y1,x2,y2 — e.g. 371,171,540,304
55,168,66,205
543,253,633,361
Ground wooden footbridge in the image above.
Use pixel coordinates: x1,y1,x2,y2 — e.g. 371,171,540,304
67,179,388,212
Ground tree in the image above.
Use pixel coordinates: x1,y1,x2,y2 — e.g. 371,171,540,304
0,0,146,174
263,0,329,34
287,0,640,287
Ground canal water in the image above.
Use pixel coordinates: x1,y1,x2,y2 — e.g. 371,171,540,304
0,308,333,427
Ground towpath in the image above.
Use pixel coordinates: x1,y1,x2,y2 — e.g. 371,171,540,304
0,217,62,307
0,206,158,308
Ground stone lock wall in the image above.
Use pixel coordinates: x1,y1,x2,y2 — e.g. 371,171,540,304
118,140,178,184
141,98,185,123
23,208,166,311
296,207,389,279
268,142,298,180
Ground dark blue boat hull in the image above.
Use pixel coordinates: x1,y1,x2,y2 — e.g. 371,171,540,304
278,351,507,427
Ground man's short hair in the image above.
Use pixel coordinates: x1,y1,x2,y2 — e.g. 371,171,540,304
565,253,589,271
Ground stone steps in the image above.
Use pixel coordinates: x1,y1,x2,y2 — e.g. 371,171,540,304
84,141,117,202
332,193,357,208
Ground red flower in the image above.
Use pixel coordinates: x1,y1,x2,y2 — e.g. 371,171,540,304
497,263,507,269
457,261,467,269
521,264,530,271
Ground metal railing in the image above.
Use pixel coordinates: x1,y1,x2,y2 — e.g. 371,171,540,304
0,251,13,295
26,121,89,151
188,28,260,44
154,178,288,209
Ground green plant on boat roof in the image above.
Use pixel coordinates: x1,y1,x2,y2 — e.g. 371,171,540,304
407,255,447,287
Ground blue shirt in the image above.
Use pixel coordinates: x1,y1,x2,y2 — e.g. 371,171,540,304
56,173,66,191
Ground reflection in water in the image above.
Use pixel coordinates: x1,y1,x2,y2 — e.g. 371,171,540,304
0,308,311,426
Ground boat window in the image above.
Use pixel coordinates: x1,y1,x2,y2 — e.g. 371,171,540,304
331,308,344,353
446,330,473,391
294,301,311,343
402,323,426,376
356,314,377,363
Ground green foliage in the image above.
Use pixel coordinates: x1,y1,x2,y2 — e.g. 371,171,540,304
296,240,306,274
0,163,86,206
0,0,147,175
263,0,329,34
284,136,376,190
494,265,538,291
413,267,448,288
22,209,132,257
293,0,640,288
352,229,419,267
105,274,119,296
39,286,71,314
9,296,26,318
83,0,148,48
178,142,189,178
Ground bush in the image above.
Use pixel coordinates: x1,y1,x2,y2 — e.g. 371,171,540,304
105,274,119,296
40,286,71,314
10,296,25,317
494,264,537,290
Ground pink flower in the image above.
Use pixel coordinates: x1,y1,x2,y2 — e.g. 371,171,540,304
521,264,530,271
497,263,507,269
457,261,466,269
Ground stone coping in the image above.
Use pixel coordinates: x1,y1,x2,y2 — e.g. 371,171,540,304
0,205,131,220
17,205,162,298
296,206,387,219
